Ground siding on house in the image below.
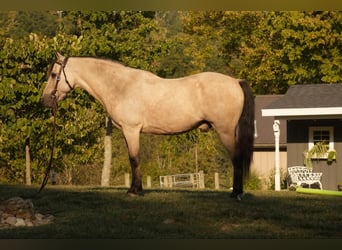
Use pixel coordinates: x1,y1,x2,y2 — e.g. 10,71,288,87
254,95,286,146
251,151,287,188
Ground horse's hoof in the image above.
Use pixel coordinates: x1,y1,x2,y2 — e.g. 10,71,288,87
230,191,244,201
127,191,138,197
236,193,243,201
127,189,144,197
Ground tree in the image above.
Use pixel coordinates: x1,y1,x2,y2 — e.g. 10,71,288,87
25,138,31,185
101,117,112,186
163,11,341,94
157,11,228,78
0,11,60,39
0,33,105,184
238,11,342,94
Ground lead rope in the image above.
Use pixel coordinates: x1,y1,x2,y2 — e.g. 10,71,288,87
36,96,58,195
31,58,67,198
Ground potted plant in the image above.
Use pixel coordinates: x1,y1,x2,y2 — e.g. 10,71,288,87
303,141,337,169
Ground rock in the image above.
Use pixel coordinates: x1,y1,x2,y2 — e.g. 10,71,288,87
25,220,34,227
2,197,24,211
0,196,54,228
15,218,26,227
1,212,11,219
19,210,34,220
45,214,55,223
35,213,44,221
5,216,17,226
33,213,54,225
1,197,34,216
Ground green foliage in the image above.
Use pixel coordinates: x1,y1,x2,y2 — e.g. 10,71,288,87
168,11,341,94
0,11,60,39
303,141,337,168
268,168,288,190
244,172,262,190
238,11,342,94
157,11,229,77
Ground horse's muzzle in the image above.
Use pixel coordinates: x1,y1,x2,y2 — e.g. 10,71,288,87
41,94,55,107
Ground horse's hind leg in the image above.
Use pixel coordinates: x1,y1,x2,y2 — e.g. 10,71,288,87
122,127,143,196
216,128,243,200
231,157,243,199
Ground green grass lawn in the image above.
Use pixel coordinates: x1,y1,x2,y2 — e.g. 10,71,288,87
0,184,341,239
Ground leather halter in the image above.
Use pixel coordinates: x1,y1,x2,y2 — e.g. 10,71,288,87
52,57,73,98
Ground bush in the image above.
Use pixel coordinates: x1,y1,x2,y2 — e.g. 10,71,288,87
244,171,262,190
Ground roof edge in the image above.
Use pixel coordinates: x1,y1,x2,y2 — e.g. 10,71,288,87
262,107,342,117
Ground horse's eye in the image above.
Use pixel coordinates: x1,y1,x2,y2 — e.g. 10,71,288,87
51,73,57,78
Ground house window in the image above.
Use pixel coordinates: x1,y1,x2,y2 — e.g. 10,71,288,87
308,127,334,158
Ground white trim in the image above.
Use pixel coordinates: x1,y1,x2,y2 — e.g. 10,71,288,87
308,126,334,159
309,126,334,150
262,107,342,117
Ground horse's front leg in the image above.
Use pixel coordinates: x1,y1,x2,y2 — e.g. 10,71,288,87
123,127,143,196
128,154,143,196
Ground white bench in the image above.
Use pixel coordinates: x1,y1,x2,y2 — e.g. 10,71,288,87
287,166,323,190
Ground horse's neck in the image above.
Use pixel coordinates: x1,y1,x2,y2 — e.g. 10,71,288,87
71,58,125,108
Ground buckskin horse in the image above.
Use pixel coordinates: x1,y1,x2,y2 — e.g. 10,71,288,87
42,53,254,200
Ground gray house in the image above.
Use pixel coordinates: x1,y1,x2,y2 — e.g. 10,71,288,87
262,84,342,190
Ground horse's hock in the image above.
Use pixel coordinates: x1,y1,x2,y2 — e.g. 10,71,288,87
0,197,54,229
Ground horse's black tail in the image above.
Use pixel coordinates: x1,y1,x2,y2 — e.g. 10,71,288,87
233,80,255,180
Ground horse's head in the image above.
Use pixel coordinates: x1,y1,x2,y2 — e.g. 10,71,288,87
42,52,74,107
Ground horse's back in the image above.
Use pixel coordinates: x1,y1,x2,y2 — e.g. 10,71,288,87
183,72,244,115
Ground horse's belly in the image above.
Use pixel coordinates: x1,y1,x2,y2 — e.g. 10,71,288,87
141,114,200,135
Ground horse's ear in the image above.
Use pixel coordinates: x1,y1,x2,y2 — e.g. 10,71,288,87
56,52,65,61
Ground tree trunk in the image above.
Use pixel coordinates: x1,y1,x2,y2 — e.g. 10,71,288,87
25,138,31,185
101,117,112,186
195,143,198,173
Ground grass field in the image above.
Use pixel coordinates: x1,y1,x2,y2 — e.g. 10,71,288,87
0,184,341,239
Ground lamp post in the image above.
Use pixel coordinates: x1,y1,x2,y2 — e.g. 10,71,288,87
273,120,281,191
